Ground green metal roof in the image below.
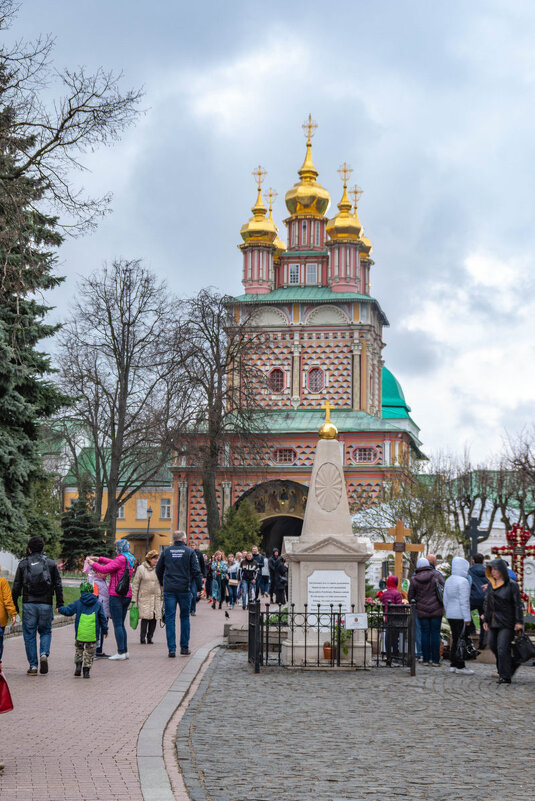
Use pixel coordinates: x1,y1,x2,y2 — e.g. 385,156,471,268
381,366,411,417
63,447,172,487
244,407,410,435
233,286,389,325
279,250,329,258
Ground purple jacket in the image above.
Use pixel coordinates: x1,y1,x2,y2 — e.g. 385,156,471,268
408,565,444,618
91,555,133,598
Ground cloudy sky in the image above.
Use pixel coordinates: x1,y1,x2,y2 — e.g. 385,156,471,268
12,0,535,462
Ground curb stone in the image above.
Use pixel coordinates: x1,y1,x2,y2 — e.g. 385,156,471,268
137,637,225,801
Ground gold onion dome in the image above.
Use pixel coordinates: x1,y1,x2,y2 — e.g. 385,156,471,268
318,401,338,439
239,166,278,246
326,168,362,241
285,115,330,216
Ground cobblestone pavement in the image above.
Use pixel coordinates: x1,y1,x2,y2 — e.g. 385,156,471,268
0,600,245,800
177,651,535,801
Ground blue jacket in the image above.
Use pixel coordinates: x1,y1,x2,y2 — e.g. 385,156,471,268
59,592,108,640
156,542,203,595
468,563,487,606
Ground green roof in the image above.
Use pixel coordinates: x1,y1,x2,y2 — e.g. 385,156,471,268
381,366,411,418
279,250,329,258
63,447,172,487
233,287,389,325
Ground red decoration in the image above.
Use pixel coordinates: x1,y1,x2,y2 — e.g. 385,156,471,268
491,524,535,594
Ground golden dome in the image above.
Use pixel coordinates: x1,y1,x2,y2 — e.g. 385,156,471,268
326,167,362,241
318,420,338,439
239,166,277,246
359,233,373,258
285,115,330,217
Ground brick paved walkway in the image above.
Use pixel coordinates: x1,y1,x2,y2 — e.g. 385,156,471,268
0,600,245,800
177,651,535,801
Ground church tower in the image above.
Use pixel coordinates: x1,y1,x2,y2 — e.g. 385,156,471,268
172,117,423,550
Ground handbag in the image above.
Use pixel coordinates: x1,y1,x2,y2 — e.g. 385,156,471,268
115,555,131,596
512,632,535,664
456,631,478,662
228,578,239,587
129,604,139,630
0,669,14,714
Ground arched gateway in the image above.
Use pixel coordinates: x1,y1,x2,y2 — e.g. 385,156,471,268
236,479,308,555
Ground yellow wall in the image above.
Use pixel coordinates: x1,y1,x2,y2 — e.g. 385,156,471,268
63,487,174,561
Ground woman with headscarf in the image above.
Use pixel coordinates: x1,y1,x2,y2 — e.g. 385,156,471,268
483,557,523,684
408,557,445,666
88,539,135,661
131,549,162,644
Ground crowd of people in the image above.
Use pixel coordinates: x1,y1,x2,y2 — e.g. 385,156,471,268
0,533,287,681
405,553,524,684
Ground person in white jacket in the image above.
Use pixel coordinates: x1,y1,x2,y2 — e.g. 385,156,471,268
443,557,474,675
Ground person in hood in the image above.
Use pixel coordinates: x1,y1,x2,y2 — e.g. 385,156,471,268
408,557,445,666
59,581,108,678
468,554,487,650
381,575,403,663
443,557,474,675
268,549,287,605
483,558,523,684
88,539,135,661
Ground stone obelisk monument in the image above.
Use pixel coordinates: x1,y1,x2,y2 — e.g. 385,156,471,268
282,403,372,665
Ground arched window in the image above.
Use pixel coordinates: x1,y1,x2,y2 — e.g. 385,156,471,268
268,368,285,393
272,447,297,464
352,446,378,464
307,367,325,393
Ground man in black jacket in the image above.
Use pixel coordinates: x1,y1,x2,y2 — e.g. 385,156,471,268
468,553,487,649
156,531,202,656
12,536,64,675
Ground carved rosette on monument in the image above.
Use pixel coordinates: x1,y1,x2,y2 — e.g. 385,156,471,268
282,403,373,665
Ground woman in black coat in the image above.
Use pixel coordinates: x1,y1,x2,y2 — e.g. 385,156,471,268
268,549,287,605
483,558,523,684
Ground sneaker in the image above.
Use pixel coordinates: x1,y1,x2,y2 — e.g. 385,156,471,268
431,662,440,667
39,655,48,674
168,652,176,658
455,667,474,675
180,647,191,655
190,612,196,616
498,677,511,684
449,667,457,672
108,653,127,661
95,652,110,659
27,666,38,675
124,652,129,659
421,661,430,666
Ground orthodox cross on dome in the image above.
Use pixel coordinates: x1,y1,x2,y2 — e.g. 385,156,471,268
350,184,363,209
337,162,353,187
267,187,278,213
302,113,318,143
252,165,267,189
491,523,535,595
373,520,425,583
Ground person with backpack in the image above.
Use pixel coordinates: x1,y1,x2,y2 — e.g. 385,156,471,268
58,580,108,678
468,553,487,650
88,539,134,661
11,536,64,676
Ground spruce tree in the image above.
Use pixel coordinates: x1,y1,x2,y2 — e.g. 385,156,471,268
60,483,106,570
0,99,67,552
214,500,261,554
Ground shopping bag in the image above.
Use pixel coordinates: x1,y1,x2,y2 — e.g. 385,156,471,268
0,669,14,714
129,604,139,630
512,633,535,664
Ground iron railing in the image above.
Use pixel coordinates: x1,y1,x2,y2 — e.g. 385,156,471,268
247,600,416,674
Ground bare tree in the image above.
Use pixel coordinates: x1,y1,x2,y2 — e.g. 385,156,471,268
0,0,142,232
504,428,535,534
56,259,191,547
173,289,267,544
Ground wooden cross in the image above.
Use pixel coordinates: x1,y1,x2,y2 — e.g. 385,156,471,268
373,520,425,583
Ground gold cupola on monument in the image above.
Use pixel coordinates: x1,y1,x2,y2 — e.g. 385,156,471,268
239,166,278,247
267,187,286,260
326,165,363,241
285,115,330,217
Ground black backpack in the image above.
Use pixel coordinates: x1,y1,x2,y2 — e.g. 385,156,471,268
24,554,53,596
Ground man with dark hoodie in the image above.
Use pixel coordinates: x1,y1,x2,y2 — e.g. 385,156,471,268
468,553,487,649
483,558,523,684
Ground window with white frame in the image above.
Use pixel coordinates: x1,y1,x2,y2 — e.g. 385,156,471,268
136,498,148,519
307,367,325,393
272,447,297,464
306,263,317,284
289,264,300,284
160,498,171,519
117,504,125,520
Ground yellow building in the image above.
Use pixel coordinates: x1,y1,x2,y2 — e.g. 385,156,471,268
63,456,175,561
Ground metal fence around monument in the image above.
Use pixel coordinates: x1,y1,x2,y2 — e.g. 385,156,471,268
247,600,416,674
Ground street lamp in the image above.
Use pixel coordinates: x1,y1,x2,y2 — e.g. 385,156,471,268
145,506,153,554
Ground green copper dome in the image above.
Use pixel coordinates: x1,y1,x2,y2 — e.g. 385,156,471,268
382,367,411,419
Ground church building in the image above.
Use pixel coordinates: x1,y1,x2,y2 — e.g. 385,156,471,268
171,118,423,552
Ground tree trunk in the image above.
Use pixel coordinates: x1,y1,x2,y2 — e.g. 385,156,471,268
202,468,221,546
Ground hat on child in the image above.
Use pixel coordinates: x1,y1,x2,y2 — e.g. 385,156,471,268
80,580,94,594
